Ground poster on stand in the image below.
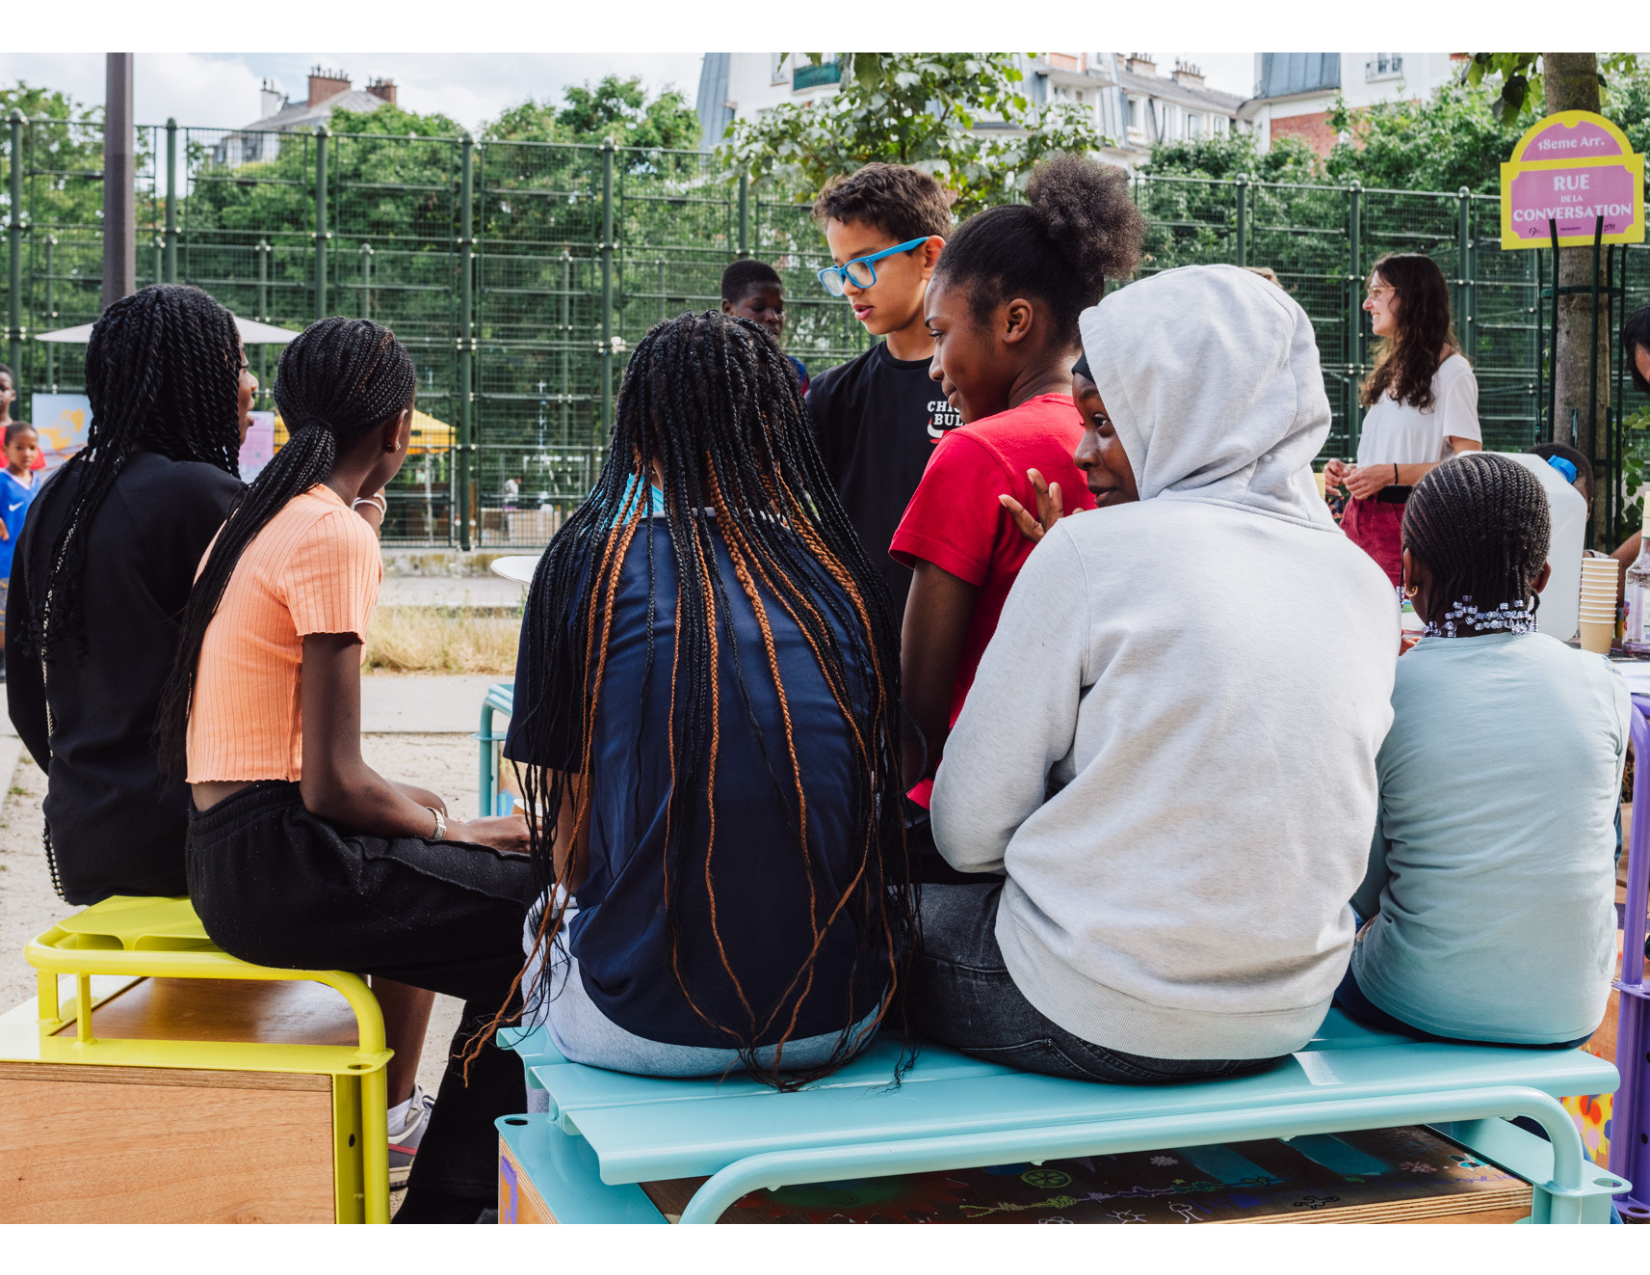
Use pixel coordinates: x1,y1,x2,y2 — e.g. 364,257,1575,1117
28,395,91,472
239,412,276,481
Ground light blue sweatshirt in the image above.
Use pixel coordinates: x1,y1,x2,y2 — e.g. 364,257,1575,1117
1351,632,1628,1044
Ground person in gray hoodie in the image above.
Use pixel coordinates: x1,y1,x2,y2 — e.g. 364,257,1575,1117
919,264,1398,1082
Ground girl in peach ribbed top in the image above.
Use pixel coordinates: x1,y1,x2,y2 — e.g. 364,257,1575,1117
155,318,531,1223
186,483,380,781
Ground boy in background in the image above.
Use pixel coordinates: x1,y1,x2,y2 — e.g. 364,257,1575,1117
805,165,953,624
721,259,808,394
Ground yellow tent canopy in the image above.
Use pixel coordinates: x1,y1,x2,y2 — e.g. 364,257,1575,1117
272,409,453,456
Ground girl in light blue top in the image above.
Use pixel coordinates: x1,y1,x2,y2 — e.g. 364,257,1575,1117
1342,452,1628,1047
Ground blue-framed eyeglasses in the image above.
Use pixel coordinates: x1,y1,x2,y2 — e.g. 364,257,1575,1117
816,237,929,297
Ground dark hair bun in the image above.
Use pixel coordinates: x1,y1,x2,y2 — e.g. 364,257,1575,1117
1026,155,1145,292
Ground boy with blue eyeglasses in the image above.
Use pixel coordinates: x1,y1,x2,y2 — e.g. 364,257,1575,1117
806,164,953,623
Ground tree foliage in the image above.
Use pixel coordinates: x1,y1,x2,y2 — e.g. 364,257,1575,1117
1140,130,1321,183
716,53,1113,215
483,76,699,149
1324,82,1526,193
1462,52,1640,123
1,82,109,232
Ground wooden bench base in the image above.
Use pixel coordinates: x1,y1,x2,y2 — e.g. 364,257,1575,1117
498,1122,1536,1225
0,976,359,1223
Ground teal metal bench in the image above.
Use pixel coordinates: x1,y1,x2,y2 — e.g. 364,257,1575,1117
477,681,514,817
497,1010,1627,1224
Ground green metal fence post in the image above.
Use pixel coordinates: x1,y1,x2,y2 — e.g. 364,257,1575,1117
738,174,750,257
314,125,329,322
7,109,23,381
1455,187,1472,355
359,242,374,319
1234,176,1248,268
1346,182,1363,456
164,118,178,283
256,239,269,406
600,138,615,439
559,251,571,443
43,235,54,390
458,131,475,553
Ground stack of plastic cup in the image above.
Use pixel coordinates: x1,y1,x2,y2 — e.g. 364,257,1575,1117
1579,557,1619,653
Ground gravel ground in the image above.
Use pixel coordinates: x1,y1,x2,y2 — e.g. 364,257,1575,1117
0,732,487,1114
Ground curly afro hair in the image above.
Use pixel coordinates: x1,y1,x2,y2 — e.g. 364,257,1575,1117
932,153,1146,339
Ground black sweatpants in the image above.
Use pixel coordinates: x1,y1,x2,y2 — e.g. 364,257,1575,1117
186,781,534,1202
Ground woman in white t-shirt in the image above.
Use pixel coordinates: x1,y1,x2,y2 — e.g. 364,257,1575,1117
1323,253,1482,584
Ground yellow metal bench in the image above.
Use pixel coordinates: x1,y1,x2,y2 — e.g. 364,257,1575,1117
0,895,391,1223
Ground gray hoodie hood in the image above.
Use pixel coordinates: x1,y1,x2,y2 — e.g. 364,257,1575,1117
1078,264,1334,530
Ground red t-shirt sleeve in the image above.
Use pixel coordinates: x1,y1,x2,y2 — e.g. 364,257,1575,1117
889,431,1010,585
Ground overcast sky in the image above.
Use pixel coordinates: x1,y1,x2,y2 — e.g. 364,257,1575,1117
0,52,1259,132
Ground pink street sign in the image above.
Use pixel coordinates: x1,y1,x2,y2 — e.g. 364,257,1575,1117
1499,110,1645,250
1522,117,1624,160
1507,164,1640,240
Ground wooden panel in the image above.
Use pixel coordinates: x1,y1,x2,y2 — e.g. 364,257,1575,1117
0,1061,328,1091
57,977,359,1047
0,1074,335,1223
499,1141,558,1224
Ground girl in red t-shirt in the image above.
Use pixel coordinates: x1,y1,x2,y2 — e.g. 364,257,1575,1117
890,156,1145,862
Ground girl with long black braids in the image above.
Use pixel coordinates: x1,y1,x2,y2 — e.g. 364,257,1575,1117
155,317,532,1224
491,309,912,1088
7,285,250,904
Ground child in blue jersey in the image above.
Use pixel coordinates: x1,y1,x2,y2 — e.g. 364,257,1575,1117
0,423,39,681
1343,452,1627,1047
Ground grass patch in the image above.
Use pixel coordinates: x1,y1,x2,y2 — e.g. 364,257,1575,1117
364,606,520,676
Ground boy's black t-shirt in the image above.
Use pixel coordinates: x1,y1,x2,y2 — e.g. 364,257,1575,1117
6,451,243,904
806,341,962,622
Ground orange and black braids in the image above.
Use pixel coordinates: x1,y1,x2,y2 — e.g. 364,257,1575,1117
506,310,916,1089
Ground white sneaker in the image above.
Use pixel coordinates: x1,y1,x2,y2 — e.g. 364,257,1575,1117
388,1085,436,1188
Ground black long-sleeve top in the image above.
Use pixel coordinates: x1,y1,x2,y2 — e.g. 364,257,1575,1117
7,451,242,904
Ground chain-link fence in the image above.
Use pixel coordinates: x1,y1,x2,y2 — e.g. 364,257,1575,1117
6,115,1646,547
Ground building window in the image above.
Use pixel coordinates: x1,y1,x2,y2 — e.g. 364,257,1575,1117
770,54,788,85
1187,113,1203,138
1365,53,1404,79
1127,97,1141,131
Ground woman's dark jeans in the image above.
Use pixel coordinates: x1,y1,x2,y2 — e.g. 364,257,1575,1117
914,882,1288,1084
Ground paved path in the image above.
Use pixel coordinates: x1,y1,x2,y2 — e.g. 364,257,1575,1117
360,674,507,734
378,576,526,608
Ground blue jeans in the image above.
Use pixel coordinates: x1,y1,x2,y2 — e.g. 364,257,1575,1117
520,897,880,1079
913,883,1289,1084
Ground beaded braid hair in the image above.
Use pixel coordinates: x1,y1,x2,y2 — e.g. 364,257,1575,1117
475,310,914,1090
1402,452,1551,635
19,285,244,664
153,317,415,778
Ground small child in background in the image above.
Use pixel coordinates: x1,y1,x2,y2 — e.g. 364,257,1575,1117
721,259,807,393
0,423,40,682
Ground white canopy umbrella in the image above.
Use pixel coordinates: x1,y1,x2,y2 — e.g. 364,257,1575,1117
34,314,300,344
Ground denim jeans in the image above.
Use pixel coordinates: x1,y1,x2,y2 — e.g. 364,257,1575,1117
519,897,881,1080
914,883,1289,1084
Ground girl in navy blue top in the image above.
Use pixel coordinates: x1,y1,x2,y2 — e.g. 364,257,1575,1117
496,311,913,1087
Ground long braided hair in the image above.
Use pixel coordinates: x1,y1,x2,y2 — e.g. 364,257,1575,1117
19,285,244,664
483,310,914,1090
1402,452,1550,624
153,317,415,776
1360,252,1462,413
